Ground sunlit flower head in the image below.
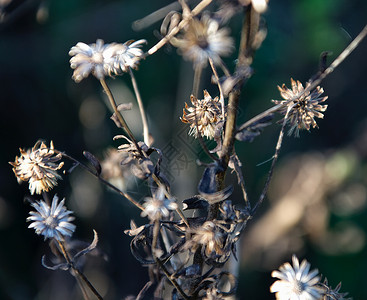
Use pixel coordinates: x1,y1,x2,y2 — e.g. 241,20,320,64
10,141,63,195
69,39,111,82
171,14,234,67
141,186,178,221
181,90,223,139
185,221,225,257
104,39,146,75
270,255,323,300
273,78,328,136
27,195,76,241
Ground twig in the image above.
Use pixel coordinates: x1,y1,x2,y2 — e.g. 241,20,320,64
129,68,151,146
208,57,225,119
58,240,103,300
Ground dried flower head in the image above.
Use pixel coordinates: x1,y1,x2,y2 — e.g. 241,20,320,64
321,279,351,300
10,141,64,195
181,90,223,139
171,14,234,67
69,39,111,82
141,187,178,221
273,78,328,136
27,195,76,241
217,0,268,21
185,221,225,257
270,255,323,300
104,39,146,75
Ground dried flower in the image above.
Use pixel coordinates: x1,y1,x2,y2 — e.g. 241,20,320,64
171,14,234,67
185,221,225,257
270,255,323,300
141,187,178,221
104,39,146,75
217,0,268,21
10,141,64,195
181,90,223,139
322,279,351,300
27,195,76,241
69,39,110,82
273,78,328,136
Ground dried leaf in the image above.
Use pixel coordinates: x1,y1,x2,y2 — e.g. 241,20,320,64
41,255,69,271
73,230,98,262
182,195,208,211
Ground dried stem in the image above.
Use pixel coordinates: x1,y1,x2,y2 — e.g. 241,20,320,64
147,0,213,56
58,240,103,300
129,68,151,146
252,106,291,213
208,57,225,119
192,64,203,97
99,78,143,156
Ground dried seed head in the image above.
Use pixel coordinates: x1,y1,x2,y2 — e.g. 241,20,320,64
185,221,225,257
27,195,75,241
10,141,63,195
181,90,223,139
273,78,328,136
141,187,178,221
270,255,323,300
171,14,234,67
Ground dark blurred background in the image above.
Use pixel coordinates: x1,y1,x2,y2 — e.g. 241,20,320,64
0,0,366,299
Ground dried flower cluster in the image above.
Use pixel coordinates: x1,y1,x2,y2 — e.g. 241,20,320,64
273,78,328,136
10,141,63,195
181,90,224,139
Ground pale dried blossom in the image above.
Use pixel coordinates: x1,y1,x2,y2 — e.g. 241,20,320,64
69,39,146,82
141,187,178,221
104,39,146,75
27,195,76,241
181,90,223,139
171,14,234,67
10,141,64,195
69,39,110,82
185,221,225,257
217,0,268,21
270,255,323,300
273,78,328,136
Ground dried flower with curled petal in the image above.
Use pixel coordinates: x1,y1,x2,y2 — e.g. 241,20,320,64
273,78,328,136
141,186,178,221
270,255,323,300
10,141,64,195
171,14,234,67
181,90,223,139
69,39,110,82
27,195,76,241
185,221,225,257
104,39,146,75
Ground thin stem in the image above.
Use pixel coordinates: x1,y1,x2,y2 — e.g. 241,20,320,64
252,106,291,213
209,57,225,120
58,151,144,211
129,68,151,146
147,0,213,56
151,221,189,300
192,65,203,97
58,240,103,300
99,78,142,155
